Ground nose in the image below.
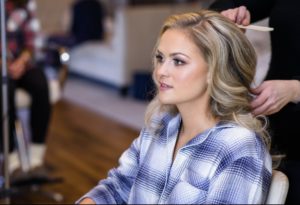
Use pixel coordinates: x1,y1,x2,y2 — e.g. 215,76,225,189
155,61,169,78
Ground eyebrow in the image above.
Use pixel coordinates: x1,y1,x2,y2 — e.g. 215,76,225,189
156,49,190,59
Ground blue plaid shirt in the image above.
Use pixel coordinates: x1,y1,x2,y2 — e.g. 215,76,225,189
77,113,272,204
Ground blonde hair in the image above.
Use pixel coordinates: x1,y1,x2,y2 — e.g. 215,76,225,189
145,10,270,149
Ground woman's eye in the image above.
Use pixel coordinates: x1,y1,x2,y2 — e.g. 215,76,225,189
155,54,163,63
173,58,185,66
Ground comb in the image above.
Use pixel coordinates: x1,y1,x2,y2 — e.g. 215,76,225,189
237,24,274,32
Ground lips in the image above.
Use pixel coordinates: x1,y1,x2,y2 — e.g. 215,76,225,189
159,82,173,90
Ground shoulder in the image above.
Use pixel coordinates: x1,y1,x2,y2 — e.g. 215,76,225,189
210,123,272,174
216,124,256,143
213,123,255,141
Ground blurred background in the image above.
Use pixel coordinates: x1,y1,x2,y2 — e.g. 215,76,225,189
0,0,270,203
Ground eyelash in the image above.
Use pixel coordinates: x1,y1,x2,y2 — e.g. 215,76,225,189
155,54,186,66
173,58,185,66
155,54,164,63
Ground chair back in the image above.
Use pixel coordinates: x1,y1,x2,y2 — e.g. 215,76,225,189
265,170,289,204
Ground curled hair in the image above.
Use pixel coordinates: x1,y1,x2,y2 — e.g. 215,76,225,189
145,10,270,149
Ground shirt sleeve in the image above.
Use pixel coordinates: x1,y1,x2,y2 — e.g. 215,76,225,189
206,156,272,204
75,130,144,204
209,0,276,22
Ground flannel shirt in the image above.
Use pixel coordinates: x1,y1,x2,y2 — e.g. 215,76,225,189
77,113,272,204
5,1,37,59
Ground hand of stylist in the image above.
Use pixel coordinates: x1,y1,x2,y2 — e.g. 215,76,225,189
220,6,250,25
219,6,300,116
251,80,300,116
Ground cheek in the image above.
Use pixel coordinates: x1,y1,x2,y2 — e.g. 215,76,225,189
178,71,209,99
153,68,159,85
178,69,207,88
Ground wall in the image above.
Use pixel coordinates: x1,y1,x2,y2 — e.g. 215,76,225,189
35,0,74,35
35,0,122,35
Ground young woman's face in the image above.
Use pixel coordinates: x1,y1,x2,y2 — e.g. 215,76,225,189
154,29,209,106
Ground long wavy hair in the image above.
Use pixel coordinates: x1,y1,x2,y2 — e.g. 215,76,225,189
145,10,270,149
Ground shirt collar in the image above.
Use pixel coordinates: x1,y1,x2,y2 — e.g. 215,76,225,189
164,113,237,146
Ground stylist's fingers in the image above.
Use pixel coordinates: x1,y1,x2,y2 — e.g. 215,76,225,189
236,6,250,25
251,89,268,108
251,94,269,116
242,10,251,25
221,6,250,25
221,8,238,22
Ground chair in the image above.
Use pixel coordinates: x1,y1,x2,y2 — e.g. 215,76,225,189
10,47,69,202
11,83,64,202
14,77,62,171
265,170,289,204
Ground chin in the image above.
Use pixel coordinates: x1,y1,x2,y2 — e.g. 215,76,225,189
158,96,176,105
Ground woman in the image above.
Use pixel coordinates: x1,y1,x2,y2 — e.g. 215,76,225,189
1,0,51,171
77,10,272,204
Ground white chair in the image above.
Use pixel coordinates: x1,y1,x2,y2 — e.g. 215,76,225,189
15,79,61,110
265,170,289,204
12,79,64,202
14,79,61,171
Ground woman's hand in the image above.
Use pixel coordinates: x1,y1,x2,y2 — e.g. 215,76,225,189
251,80,300,116
79,197,96,204
220,6,251,25
8,57,27,80
8,50,31,80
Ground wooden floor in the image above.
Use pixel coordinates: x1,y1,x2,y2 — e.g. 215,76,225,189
10,99,139,204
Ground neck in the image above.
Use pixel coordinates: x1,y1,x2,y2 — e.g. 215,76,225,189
177,98,218,141
172,102,218,162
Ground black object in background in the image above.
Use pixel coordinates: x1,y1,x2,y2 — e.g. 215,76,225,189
132,72,155,101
